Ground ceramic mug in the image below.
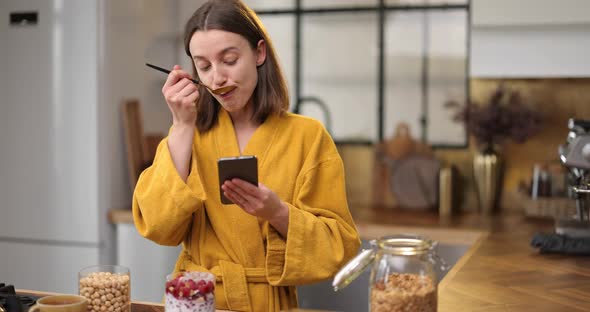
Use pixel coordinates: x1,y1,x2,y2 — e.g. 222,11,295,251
28,295,88,312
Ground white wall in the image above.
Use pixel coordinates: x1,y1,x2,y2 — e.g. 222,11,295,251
177,0,206,70
471,0,590,78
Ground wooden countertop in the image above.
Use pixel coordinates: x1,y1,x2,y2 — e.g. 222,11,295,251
16,290,324,312
436,216,590,311
108,207,590,311
352,207,590,311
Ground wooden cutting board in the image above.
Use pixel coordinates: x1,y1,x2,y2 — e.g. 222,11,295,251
372,123,440,210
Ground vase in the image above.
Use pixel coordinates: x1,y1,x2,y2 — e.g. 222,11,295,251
473,146,503,214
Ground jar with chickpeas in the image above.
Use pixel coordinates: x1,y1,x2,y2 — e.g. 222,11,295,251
79,265,131,312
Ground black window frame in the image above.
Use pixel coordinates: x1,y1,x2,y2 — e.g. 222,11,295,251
256,0,471,148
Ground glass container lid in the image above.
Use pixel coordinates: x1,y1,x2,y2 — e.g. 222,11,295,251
332,234,435,291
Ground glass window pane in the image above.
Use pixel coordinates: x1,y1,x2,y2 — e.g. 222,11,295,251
426,10,467,145
385,10,467,146
246,0,294,11
385,11,425,142
258,15,296,110
385,0,468,5
302,0,377,8
302,13,378,142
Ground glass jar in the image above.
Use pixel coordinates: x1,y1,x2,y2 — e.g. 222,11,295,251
79,265,131,312
333,234,448,312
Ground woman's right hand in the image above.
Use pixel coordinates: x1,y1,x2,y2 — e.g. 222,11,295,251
162,65,200,126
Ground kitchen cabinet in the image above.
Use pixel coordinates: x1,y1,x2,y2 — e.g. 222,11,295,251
471,0,590,77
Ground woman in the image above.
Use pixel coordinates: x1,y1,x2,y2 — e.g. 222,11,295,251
132,0,360,311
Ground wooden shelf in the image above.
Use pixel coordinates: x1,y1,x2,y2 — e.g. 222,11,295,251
108,208,133,224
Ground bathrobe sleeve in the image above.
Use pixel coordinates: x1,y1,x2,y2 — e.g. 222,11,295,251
132,137,206,246
265,130,361,286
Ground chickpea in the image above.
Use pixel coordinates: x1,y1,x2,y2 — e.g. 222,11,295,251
79,272,130,312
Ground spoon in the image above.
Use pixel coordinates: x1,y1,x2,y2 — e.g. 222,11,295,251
145,63,236,95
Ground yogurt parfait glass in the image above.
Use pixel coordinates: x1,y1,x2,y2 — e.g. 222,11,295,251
165,271,215,312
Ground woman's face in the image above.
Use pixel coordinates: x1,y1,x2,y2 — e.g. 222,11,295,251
189,29,266,114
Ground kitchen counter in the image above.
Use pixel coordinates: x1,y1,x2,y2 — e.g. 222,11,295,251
352,207,590,311
16,289,323,312
108,207,590,311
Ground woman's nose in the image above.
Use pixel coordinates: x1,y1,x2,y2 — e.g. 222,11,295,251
211,67,227,88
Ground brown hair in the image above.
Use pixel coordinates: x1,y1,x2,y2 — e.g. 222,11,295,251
184,0,289,133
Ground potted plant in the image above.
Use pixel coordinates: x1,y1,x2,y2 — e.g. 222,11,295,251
446,85,543,214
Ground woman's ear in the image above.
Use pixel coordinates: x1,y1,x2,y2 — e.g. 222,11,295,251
256,39,267,66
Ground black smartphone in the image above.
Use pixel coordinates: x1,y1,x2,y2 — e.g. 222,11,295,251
218,155,258,205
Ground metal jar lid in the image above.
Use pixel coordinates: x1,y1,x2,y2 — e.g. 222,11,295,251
378,234,434,256
332,234,434,291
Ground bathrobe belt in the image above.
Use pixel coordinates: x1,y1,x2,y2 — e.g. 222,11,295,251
181,251,267,312
210,260,267,311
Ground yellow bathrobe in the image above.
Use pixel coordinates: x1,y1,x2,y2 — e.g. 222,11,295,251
132,109,361,311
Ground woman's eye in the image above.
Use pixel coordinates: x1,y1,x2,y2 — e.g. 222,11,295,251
199,65,211,71
224,59,237,65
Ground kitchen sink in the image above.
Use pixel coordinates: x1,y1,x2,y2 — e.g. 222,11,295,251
296,239,470,312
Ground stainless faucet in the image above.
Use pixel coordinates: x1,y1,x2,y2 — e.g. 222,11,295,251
556,119,590,236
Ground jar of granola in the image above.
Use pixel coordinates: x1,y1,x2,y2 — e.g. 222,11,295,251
332,234,449,312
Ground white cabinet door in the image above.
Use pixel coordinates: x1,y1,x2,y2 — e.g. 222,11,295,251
0,241,99,294
473,0,590,26
471,26,590,78
471,0,590,78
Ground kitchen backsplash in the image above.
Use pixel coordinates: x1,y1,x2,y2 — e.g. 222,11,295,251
339,78,590,213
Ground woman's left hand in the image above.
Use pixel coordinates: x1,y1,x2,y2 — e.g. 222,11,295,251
221,179,288,223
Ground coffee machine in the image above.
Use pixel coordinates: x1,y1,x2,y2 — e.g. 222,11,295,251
556,119,590,238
